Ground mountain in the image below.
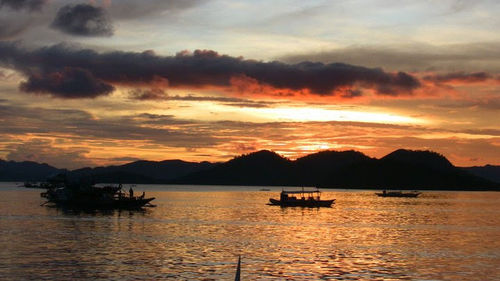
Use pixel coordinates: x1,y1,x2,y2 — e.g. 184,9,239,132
68,159,215,183
292,150,374,186
174,149,374,187
462,165,500,183
1,149,498,190
329,149,494,189
0,159,65,181
175,149,499,190
173,150,292,185
381,149,454,171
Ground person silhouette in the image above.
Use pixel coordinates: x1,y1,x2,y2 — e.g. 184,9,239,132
129,187,134,198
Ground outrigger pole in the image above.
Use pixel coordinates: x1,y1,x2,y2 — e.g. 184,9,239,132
234,255,241,281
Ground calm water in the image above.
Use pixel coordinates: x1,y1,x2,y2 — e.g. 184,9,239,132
0,183,499,281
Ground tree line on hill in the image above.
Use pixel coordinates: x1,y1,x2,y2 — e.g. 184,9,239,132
1,149,499,190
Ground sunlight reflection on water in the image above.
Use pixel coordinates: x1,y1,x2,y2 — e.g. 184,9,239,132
0,184,499,280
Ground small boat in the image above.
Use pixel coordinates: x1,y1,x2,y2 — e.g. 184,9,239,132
268,187,335,207
375,190,421,197
24,182,51,189
259,188,270,191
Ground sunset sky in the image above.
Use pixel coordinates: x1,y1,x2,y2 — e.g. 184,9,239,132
0,0,499,169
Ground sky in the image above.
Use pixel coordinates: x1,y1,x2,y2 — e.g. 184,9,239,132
0,0,499,169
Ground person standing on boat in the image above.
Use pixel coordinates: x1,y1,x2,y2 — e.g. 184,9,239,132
129,187,134,198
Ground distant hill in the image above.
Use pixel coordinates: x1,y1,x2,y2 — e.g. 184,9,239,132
1,149,498,190
68,159,215,183
175,149,499,190
462,165,500,183
293,150,373,186
173,150,292,185
0,159,65,181
328,149,493,189
381,149,454,171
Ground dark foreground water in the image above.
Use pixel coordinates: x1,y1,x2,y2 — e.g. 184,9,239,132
0,183,499,280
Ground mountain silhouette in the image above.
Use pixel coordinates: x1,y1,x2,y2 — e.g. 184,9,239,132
68,159,215,183
329,149,491,189
0,159,65,181
292,150,373,186
1,149,498,190
175,149,498,190
381,149,454,171
462,165,500,183
173,150,292,185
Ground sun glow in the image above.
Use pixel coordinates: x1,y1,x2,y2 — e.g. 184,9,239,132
243,107,426,124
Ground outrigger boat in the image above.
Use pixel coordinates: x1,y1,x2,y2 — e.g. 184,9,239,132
375,190,421,197
41,183,155,210
268,187,335,207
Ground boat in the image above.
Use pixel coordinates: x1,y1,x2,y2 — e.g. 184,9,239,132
259,188,271,191
42,183,155,210
24,182,53,189
375,190,421,197
268,187,335,207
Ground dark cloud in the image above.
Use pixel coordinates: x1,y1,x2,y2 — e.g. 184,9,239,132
129,91,278,108
6,138,94,169
165,94,279,108
0,0,47,12
221,102,270,108
463,129,500,137
109,156,142,162
228,59,420,96
20,67,114,98
423,72,491,84
51,4,113,37
0,103,221,147
168,94,256,103
0,2,46,40
435,98,500,110
0,42,421,99
108,0,203,20
279,43,500,73
0,19,31,40
135,113,177,120
129,89,167,100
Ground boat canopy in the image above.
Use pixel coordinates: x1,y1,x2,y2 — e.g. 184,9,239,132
282,190,321,194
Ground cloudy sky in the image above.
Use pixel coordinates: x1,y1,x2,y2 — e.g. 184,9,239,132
0,0,499,169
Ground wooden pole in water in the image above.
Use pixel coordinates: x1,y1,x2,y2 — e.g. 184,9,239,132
234,255,241,281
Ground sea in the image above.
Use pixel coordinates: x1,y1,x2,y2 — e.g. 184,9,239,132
0,183,499,281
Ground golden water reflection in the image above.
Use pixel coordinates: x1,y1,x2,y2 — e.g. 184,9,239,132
0,186,499,280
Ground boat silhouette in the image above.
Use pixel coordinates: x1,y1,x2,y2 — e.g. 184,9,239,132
268,187,335,207
375,190,421,197
41,183,155,209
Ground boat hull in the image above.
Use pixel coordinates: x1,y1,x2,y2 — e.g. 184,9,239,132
269,198,335,207
48,197,155,209
375,192,420,198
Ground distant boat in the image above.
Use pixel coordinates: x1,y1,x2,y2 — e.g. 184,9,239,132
259,188,270,191
268,187,335,207
23,182,48,189
375,190,421,197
